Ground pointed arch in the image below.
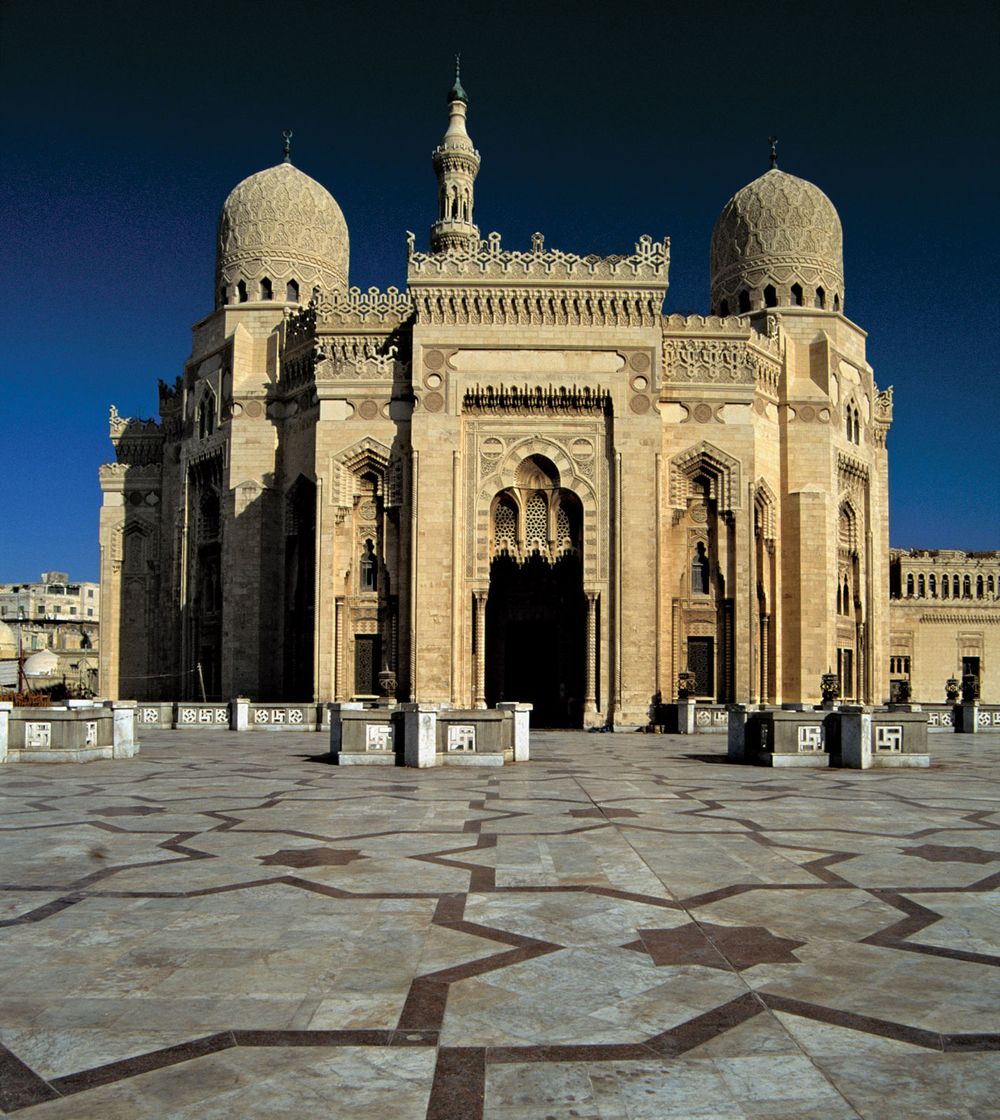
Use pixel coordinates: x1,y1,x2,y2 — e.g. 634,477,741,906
669,441,742,512
753,478,778,541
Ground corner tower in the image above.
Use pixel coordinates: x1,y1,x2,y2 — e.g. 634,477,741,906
430,59,480,253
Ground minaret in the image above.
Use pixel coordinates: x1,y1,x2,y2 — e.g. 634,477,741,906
430,57,481,253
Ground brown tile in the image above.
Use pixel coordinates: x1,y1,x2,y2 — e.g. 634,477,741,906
426,1046,485,1120
0,1042,60,1111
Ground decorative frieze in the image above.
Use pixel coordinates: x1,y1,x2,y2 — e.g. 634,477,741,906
463,384,611,415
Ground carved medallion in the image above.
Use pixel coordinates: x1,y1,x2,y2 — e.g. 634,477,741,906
630,394,651,415
358,400,379,420
424,392,444,413
693,403,713,423
244,400,263,419
629,351,651,373
424,349,445,370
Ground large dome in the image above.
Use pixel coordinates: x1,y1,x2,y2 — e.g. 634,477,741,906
710,168,843,315
216,161,349,307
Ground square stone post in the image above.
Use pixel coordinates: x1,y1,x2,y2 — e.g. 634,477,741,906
402,703,438,768
231,697,250,731
328,702,364,756
677,698,696,734
957,702,979,734
0,702,11,763
109,701,139,759
498,701,532,761
727,704,749,761
839,706,872,769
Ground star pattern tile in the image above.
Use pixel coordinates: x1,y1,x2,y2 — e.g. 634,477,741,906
0,726,997,1119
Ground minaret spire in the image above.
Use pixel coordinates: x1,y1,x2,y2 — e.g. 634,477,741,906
430,60,480,253
283,129,293,163
768,135,778,170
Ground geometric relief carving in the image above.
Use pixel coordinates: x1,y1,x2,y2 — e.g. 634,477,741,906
798,725,824,751
669,441,741,511
875,725,902,751
447,724,476,751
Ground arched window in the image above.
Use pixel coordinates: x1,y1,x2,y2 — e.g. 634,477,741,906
953,574,960,598
790,283,803,306
493,495,518,556
237,280,248,303
763,284,777,308
963,574,972,598
815,286,826,309
977,575,984,599
260,277,272,300
719,299,729,317
942,576,949,599
833,293,841,311
286,279,299,302
929,574,936,597
219,285,229,306
198,394,216,440
360,539,377,592
836,583,842,614
906,574,914,597
692,542,710,594
918,574,925,598
738,290,751,313
844,577,851,612
989,575,996,597
846,406,853,442
853,408,861,444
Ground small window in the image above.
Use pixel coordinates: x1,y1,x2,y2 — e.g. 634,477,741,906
833,293,841,311
918,574,925,598
763,284,777,308
719,299,729,317
237,280,248,303
929,574,936,597
906,574,914,596
360,539,377,592
70,606,77,615
87,608,93,616
738,290,751,313
286,278,299,302
691,542,710,594
815,286,826,309
977,575,984,599
989,575,996,596
260,277,272,300
219,285,229,306
942,577,950,599
964,574,972,598
790,283,803,306
88,589,94,598
953,574,960,597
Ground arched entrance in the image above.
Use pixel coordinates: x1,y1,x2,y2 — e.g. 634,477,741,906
485,554,586,727
483,456,587,727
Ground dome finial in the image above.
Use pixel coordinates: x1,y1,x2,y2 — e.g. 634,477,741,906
449,53,468,103
282,129,293,164
768,135,778,170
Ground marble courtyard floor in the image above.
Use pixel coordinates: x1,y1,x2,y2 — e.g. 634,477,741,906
1,730,998,1119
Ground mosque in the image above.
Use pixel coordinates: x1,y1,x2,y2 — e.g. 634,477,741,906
97,70,996,726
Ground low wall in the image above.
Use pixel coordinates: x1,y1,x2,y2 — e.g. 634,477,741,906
727,704,929,768
330,702,532,768
0,701,138,763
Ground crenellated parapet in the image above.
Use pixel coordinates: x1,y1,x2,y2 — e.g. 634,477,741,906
108,406,165,466
410,231,669,285
661,315,781,394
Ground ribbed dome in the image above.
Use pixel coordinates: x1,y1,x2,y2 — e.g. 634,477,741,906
216,161,349,307
710,168,844,315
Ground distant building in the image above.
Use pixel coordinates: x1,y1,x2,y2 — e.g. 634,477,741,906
889,551,1000,702
0,573,99,693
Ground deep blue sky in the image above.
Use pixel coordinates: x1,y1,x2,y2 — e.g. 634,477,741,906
2,0,997,583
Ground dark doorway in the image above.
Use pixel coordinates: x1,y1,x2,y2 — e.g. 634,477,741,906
485,554,586,727
687,636,714,698
355,634,381,695
962,656,981,696
838,647,854,700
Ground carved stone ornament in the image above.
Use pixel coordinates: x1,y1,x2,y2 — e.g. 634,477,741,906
820,671,840,702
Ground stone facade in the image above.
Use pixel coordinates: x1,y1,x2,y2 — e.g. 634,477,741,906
889,549,1000,703
100,74,905,727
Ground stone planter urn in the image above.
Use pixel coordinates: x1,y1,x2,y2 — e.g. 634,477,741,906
820,671,840,704
945,678,960,703
378,666,397,700
677,670,697,700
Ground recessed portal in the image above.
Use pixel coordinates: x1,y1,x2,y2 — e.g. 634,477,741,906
486,554,586,727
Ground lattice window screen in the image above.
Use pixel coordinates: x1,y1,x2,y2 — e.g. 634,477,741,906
556,504,572,553
525,494,547,550
494,502,517,554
